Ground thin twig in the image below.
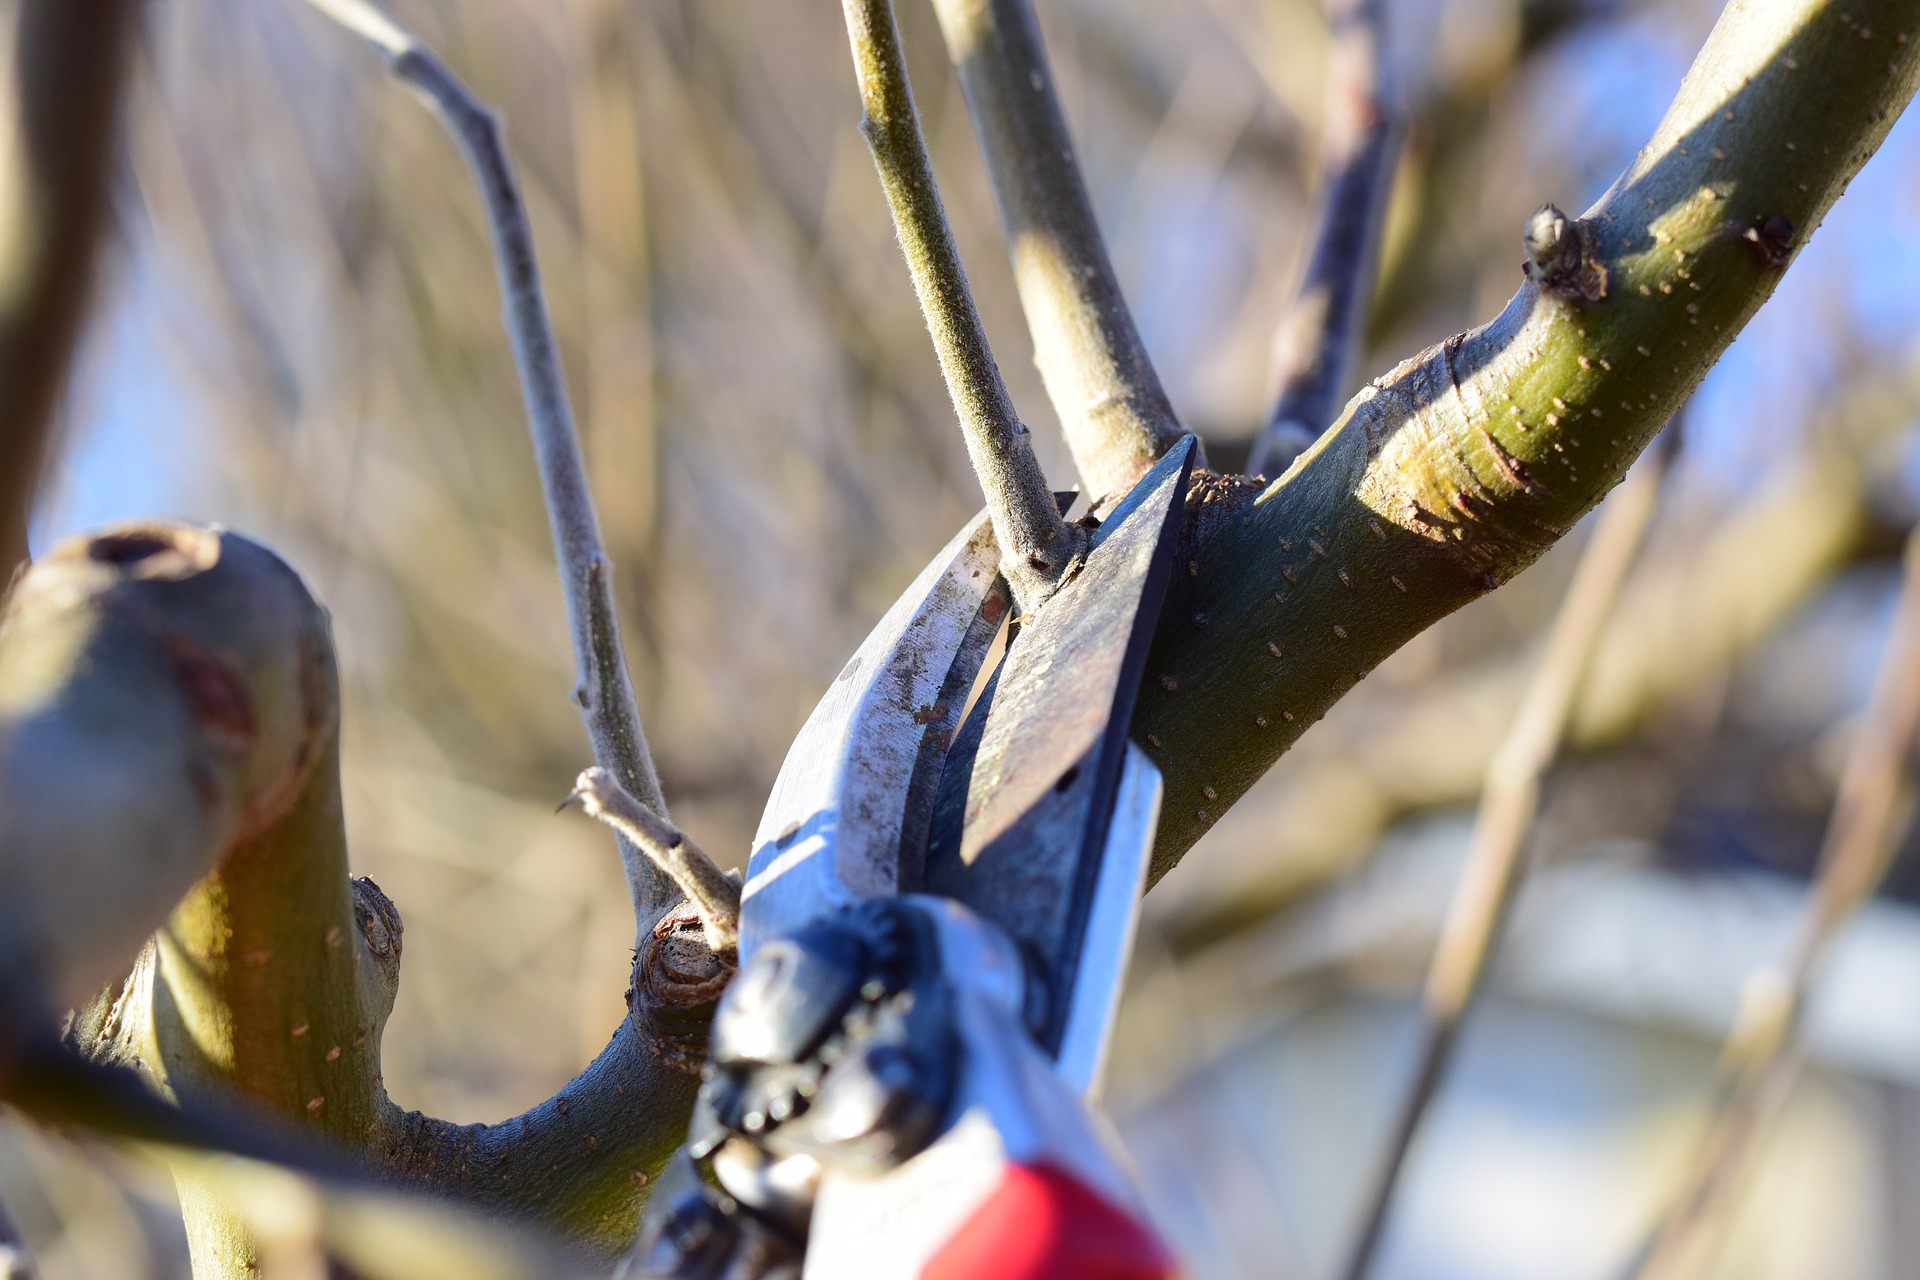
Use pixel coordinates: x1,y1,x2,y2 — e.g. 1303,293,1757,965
1248,0,1400,478
566,768,739,956
930,0,1186,506
296,0,673,918
841,0,1086,609
1625,522,1920,1280
1340,424,1677,1280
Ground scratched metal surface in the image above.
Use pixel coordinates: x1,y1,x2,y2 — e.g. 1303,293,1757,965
740,510,1009,956
925,438,1194,1049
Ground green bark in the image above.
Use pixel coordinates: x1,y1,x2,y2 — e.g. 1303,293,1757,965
0,524,332,1010
8,1,1920,1274
15,526,722,1270
931,0,1189,504
1136,0,1920,881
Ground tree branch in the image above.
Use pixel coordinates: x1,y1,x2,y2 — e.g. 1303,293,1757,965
0,0,142,579
18,5,749,1262
296,0,674,925
17,525,722,1265
568,768,739,956
0,524,333,1012
160,1154,611,1280
1340,423,1674,1280
1624,521,1920,1280
1155,394,1891,943
840,0,1086,611
930,0,1188,504
1133,0,1920,882
1,524,383,1275
1248,0,1401,479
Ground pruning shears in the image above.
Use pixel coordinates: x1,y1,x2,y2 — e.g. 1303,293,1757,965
631,437,1196,1280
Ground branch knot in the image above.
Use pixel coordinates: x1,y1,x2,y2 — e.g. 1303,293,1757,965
1522,204,1608,302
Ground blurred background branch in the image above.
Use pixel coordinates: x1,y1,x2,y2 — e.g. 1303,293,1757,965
1247,0,1400,479
1626,521,1920,1280
1342,418,1675,1280
0,0,141,578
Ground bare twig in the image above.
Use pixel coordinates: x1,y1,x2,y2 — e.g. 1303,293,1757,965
1247,0,1400,479
0,0,142,579
295,0,673,919
1340,424,1677,1280
1625,522,1920,1280
930,0,1186,505
840,0,1086,609
566,767,739,955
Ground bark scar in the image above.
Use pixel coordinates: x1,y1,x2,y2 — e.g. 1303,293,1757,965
1476,427,1546,494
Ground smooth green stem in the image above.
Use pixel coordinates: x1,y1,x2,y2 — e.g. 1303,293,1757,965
840,0,1086,611
930,0,1189,504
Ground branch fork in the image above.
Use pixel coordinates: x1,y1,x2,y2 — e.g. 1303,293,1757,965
841,0,1088,611
565,768,740,957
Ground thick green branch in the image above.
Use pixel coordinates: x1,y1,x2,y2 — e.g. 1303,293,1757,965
14,526,721,1267
841,0,1086,610
371,900,724,1251
930,0,1188,504
1154,410,1884,941
0,525,331,1011
1135,0,1920,881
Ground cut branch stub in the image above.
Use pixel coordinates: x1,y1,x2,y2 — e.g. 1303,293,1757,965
27,517,725,1259
0,523,336,1011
